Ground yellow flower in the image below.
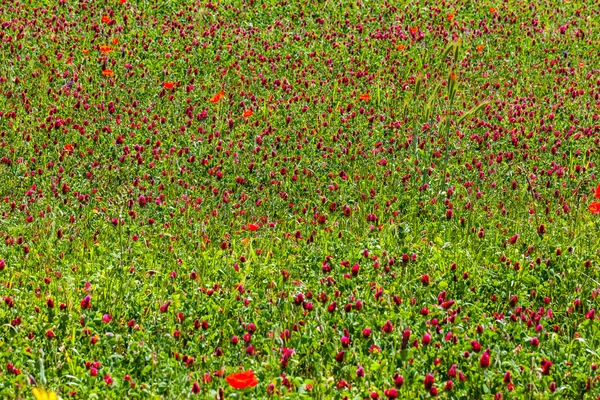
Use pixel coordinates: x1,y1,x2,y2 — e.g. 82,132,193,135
33,388,58,400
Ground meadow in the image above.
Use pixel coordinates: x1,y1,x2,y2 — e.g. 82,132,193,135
1,0,600,398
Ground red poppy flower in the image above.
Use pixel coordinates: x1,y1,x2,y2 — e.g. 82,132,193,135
64,144,74,153
102,69,114,77
594,183,600,199
247,223,259,231
100,46,112,53
163,82,175,89
111,38,119,45
243,109,253,118
82,49,89,55
589,202,600,214
101,15,110,24
447,13,454,21
210,91,225,103
225,371,258,389
359,93,370,101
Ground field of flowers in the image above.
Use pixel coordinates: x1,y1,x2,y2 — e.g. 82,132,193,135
1,0,600,398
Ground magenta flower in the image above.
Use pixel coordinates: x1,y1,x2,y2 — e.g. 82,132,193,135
424,373,435,391
480,349,491,368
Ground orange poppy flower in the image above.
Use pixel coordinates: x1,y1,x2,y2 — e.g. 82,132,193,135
120,0,126,3
476,45,484,52
102,69,114,77
111,38,119,45
447,13,454,21
589,202,600,214
101,15,110,24
100,45,112,53
489,7,497,13
594,183,600,199
247,223,259,231
243,109,253,118
396,44,405,51
64,144,74,153
225,371,258,389
359,93,370,101
163,82,175,89
210,91,225,103
409,27,419,35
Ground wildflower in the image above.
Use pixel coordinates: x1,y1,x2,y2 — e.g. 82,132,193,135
247,223,259,231
210,91,225,103
396,44,405,51
336,380,350,389
490,7,497,13
100,45,112,53
243,109,253,117
64,144,74,153
585,309,596,320
191,382,201,394
32,388,58,400
422,333,431,345
480,349,491,368
356,365,365,377
359,93,370,101
226,370,258,389
448,364,457,378
590,202,600,214
384,388,398,399
381,320,394,333
159,300,171,313
447,13,454,21
541,359,552,375
163,82,175,89
102,69,114,77
476,45,484,52
101,15,110,24
82,49,89,54
394,375,404,387
111,38,119,45
424,373,435,391
45,330,55,339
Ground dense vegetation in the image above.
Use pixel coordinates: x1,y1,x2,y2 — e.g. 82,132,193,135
1,0,600,398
